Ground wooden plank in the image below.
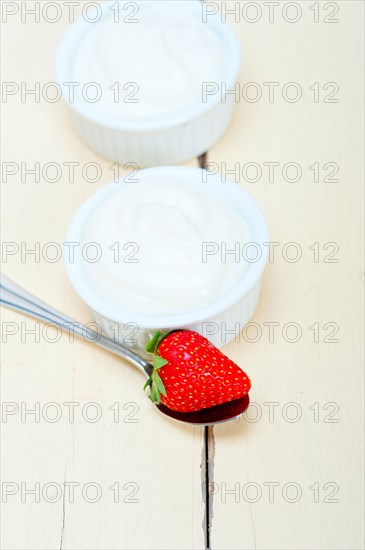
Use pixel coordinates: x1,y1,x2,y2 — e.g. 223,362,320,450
1,13,205,550
1,305,205,549
210,2,364,549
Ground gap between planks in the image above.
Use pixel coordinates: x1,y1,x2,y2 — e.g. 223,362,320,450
197,150,216,550
202,426,215,550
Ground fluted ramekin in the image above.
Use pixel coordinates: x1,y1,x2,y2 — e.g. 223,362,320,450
64,166,269,356
54,0,241,167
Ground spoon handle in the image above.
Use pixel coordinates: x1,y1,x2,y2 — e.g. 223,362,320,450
0,273,152,376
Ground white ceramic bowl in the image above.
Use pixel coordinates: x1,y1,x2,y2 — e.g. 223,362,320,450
65,166,269,357
54,0,241,167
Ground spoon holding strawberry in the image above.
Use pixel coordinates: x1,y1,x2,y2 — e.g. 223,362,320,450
1,274,251,425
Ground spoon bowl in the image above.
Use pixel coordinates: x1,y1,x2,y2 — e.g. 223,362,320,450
157,395,249,425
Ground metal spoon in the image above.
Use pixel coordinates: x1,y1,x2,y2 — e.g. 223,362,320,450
0,274,249,425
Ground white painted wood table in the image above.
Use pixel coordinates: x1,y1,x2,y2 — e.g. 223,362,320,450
1,1,364,549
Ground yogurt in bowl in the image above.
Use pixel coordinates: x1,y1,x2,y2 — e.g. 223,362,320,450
72,2,230,122
65,167,269,356
55,0,241,166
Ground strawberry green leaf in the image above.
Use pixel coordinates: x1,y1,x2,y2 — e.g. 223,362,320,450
149,383,161,404
145,331,161,355
143,376,152,391
153,356,168,370
154,372,166,396
144,330,183,404
145,330,176,356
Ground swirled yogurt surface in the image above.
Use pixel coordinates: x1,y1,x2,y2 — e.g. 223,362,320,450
81,178,251,316
72,1,229,121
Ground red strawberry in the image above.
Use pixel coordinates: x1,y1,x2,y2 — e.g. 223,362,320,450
144,330,251,413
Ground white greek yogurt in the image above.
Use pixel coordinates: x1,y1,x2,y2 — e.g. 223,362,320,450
72,0,229,121
81,178,251,316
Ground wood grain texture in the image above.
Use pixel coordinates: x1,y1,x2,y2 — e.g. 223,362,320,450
1,8,205,550
209,2,364,549
1,1,364,550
